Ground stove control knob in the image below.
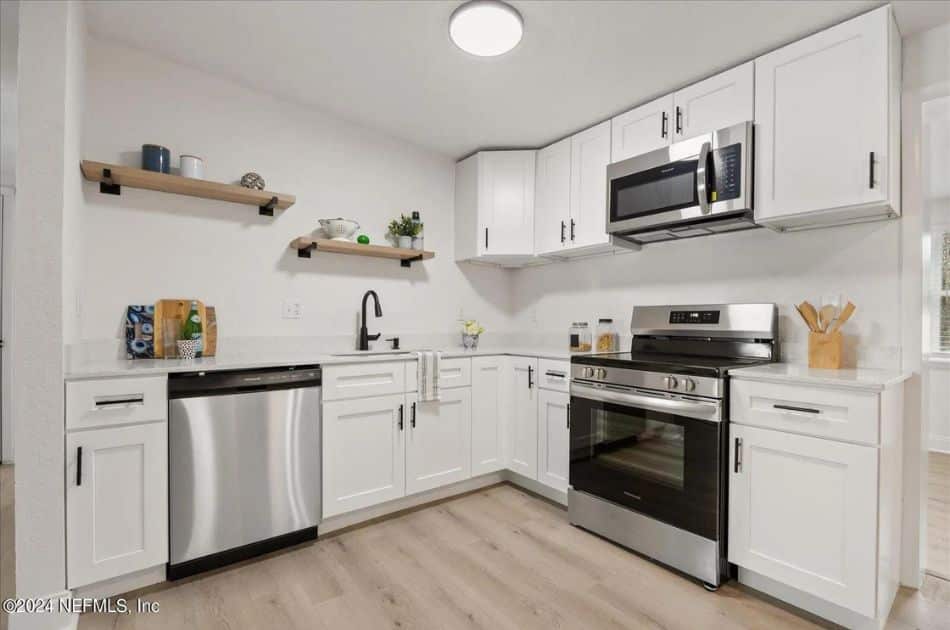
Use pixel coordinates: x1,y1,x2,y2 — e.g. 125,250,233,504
582,367,594,379
596,368,608,379
664,375,679,390
682,377,696,392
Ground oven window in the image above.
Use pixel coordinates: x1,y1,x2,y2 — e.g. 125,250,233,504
610,159,698,222
592,409,685,490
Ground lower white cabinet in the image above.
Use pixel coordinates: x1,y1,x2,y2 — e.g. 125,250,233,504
729,423,878,617
471,356,507,475
507,357,539,479
405,389,472,495
322,394,406,518
66,422,168,589
538,389,570,492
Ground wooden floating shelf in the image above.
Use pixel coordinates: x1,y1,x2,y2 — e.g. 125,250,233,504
290,237,435,267
80,160,296,216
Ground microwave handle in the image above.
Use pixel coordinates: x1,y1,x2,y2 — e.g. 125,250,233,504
696,140,711,215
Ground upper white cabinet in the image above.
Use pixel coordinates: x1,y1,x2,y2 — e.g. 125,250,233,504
611,95,673,162
455,150,536,265
471,356,507,475
673,61,753,141
569,121,613,251
405,388,472,495
753,5,900,230
534,138,573,256
507,357,539,480
66,421,168,589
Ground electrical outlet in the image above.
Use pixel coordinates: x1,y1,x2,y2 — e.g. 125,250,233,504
282,300,303,319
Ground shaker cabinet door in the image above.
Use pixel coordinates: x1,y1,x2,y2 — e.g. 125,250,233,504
507,357,539,480
534,138,572,256
611,95,673,163
538,389,570,492
672,61,753,141
471,356,507,475
569,120,612,249
405,389,472,495
478,151,536,257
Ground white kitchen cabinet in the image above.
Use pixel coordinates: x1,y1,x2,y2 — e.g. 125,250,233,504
537,389,569,492
507,357,539,479
405,389,472,495
672,62,753,141
729,423,877,617
611,95,673,162
455,150,536,265
534,137,572,256
322,394,406,518
66,422,168,589
322,361,407,401
754,5,900,230
471,356,507,475
569,120,613,251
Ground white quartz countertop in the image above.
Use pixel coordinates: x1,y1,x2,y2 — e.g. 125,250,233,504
729,363,912,391
64,346,595,380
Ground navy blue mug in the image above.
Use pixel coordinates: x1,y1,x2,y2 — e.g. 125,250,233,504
141,144,170,173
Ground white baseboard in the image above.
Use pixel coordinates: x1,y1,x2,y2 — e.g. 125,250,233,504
928,435,950,454
504,471,567,506
73,564,166,600
8,590,77,630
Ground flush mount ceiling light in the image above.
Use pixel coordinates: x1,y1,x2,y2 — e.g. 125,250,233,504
449,0,524,57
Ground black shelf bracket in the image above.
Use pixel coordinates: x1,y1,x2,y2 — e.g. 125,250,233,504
297,244,317,258
401,254,424,268
259,196,278,216
99,168,121,195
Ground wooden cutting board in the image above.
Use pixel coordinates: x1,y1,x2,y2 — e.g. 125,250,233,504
205,306,217,357
154,299,208,358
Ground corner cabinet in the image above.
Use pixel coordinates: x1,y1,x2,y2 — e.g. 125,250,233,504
753,5,900,230
455,150,536,266
471,356,508,475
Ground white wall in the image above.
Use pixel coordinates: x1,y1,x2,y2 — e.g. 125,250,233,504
76,37,513,353
12,0,84,606
511,222,903,368
0,0,17,188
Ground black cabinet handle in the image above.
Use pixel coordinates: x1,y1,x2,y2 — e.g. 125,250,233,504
527,365,534,389
868,151,875,188
411,402,416,428
76,446,83,486
545,370,566,378
484,228,488,250
661,111,668,138
560,220,566,243
570,219,575,242
773,404,820,414
398,404,404,430
566,403,571,430
675,106,682,134
734,438,742,473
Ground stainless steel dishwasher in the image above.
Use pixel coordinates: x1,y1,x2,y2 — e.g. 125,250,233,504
167,365,321,579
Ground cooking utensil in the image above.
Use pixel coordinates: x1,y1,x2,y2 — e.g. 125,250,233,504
829,301,856,334
318,218,360,241
797,301,821,332
818,304,837,333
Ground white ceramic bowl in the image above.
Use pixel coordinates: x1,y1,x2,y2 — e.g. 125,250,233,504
318,218,360,241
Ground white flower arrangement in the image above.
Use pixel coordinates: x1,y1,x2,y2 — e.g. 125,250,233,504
462,320,485,336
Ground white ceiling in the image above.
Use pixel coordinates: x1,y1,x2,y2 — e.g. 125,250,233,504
85,0,943,159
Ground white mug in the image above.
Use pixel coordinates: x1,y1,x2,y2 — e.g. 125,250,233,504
180,154,204,179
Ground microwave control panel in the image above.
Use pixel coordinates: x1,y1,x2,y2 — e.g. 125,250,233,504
709,143,741,202
669,310,721,324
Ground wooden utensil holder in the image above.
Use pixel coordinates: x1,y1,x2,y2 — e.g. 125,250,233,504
808,331,843,369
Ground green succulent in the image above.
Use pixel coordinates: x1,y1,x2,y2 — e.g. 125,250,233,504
387,214,421,237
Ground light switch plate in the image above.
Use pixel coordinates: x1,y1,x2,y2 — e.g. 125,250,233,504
282,300,303,319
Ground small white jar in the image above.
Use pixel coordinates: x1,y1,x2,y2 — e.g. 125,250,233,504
179,154,204,179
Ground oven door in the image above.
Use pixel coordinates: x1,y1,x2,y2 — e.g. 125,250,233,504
606,121,752,235
569,381,723,540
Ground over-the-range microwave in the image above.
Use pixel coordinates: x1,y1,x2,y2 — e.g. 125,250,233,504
607,121,756,245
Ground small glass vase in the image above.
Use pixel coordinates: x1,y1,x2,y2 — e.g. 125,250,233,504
462,333,479,349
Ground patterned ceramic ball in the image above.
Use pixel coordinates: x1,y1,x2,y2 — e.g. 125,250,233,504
240,172,265,190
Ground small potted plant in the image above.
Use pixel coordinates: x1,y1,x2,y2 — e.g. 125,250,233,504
461,319,485,349
387,214,420,249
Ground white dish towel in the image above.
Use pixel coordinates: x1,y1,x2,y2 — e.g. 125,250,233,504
415,350,441,402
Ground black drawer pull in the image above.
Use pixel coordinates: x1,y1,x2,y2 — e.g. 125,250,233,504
734,438,742,473
94,395,144,407
560,220,566,243
76,447,83,486
411,402,417,428
527,365,534,389
773,404,821,414
545,371,566,378
398,404,404,430
661,111,668,138
868,151,875,188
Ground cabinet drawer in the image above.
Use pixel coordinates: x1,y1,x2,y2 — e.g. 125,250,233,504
66,376,167,430
323,361,407,401
731,379,879,445
405,357,472,392
538,359,570,393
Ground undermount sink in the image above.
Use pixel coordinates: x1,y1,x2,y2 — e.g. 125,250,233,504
330,350,418,357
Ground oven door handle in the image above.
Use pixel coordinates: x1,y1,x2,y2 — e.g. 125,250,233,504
570,382,721,422
696,140,711,215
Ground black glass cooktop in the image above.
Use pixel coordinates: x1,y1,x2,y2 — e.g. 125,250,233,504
572,352,771,378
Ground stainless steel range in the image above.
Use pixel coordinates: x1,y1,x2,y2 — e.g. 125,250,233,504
568,303,778,589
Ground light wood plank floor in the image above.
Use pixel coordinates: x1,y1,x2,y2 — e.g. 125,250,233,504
76,483,950,630
0,464,14,630
928,451,950,580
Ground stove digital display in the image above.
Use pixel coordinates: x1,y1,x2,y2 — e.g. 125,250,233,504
669,310,720,324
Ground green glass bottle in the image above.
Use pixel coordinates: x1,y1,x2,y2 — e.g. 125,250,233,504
181,301,203,357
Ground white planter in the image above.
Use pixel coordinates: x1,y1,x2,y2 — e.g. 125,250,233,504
397,236,412,249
